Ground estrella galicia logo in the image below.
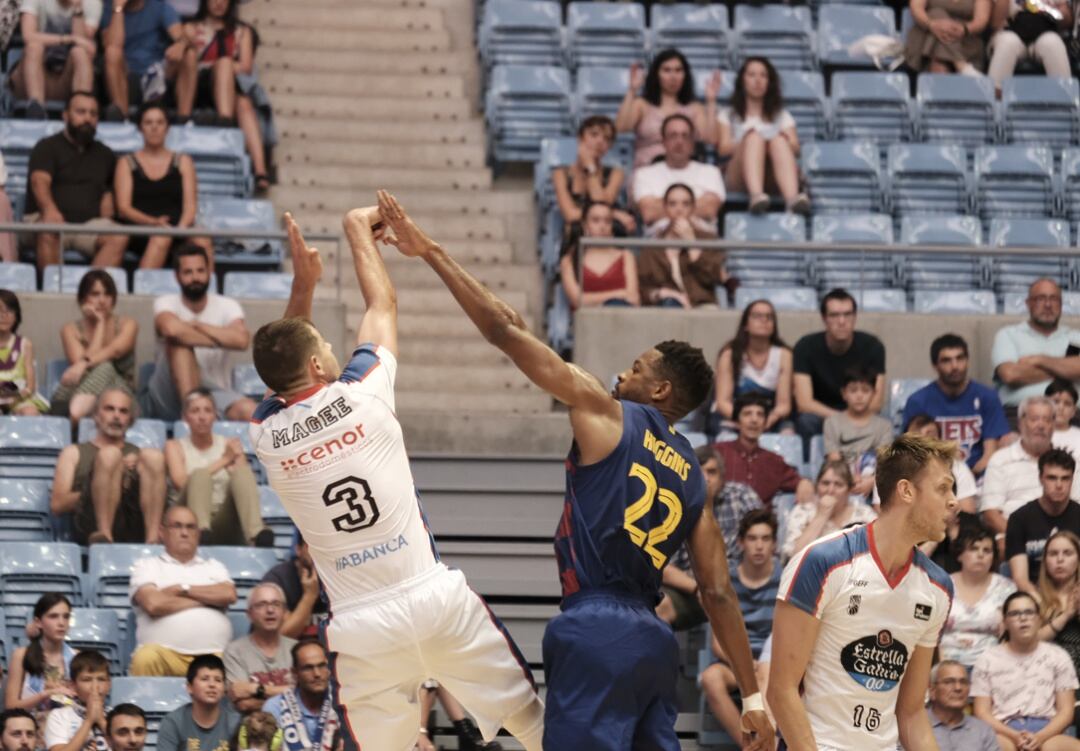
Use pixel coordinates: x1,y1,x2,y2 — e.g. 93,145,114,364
914,603,932,621
840,630,909,692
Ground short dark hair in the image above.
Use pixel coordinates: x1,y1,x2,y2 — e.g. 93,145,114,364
137,101,169,127
577,115,615,141
957,526,997,568
291,638,327,668
173,243,209,268
106,704,146,734
663,182,695,204
66,90,96,109
841,365,876,390
732,392,771,421
904,413,938,435
653,340,713,419
186,654,225,684
1046,378,1079,403
819,288,856,318
875,434,957,509
660,113,695,139
182,386,215,412
253,317,322,395
694,444,719,466
0,709,36,735
738,508,777,540
76,270,118,306
930,333,968,364
1039,447,1076,475
1001,591,1038,639
0,289,23,333
70,650,110,680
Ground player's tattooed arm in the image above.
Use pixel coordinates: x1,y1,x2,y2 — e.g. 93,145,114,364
344,203,398,357
896,646,942,751
766,600,821,751
282,212,323,322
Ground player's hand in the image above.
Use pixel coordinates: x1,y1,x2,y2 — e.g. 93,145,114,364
740,709,774,751
285,212,323,289
377,190,438,259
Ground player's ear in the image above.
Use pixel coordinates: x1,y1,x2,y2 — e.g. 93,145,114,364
894,477,915,507
652,378,673,405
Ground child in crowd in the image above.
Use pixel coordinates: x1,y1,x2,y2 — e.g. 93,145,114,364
43,651,111,751
0,288,48,415
823,366,893,497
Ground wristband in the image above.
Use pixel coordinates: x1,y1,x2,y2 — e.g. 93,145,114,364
741,692,764,714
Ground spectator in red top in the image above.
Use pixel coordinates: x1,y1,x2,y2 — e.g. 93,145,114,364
715,392,814,507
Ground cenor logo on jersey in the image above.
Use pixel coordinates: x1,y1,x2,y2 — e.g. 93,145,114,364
840,630,909,691
279,423,367,476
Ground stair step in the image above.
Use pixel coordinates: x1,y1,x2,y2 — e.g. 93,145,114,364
260,26,452,53
261,71,465,99
270,185,534,216
259,49,475,76
394,287,528,314
400,411,569,453
272,92,472,121
397,364,536,392
396,389,551,414
249,0,471,11
399,338,515,367
350,311,536,339
289,210,507,241
276,141,486,171
279,164,492,192
275,116,484,145
257,6,444,31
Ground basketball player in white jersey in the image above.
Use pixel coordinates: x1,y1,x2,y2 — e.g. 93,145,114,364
247,202,544,751
768,434,958,751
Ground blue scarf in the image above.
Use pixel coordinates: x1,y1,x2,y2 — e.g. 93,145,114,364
279,689,337,751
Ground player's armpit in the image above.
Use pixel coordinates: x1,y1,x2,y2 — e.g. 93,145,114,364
766,600,821,751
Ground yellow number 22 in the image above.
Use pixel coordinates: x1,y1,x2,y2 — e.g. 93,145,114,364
624,462,684,569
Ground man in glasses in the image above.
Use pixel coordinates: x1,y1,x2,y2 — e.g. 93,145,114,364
927,660,998,751
263,640,339,751
224,582,295,714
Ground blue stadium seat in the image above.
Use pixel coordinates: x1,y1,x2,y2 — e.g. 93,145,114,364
853,288,908,312
988,217,1070,293
778,70,828,142
1059,148,1080,226
807,437,826,478
259,486,295,554
723,212,808,287
485,65,574,163
0,415,70,480
78,418,168,450
682,431,709,448
42,265,128,295
0,119,63,190
42,358,67,401
87,544,164,610
733,285,817,312
913,289,996,315
1003,291,1080,316
109,677,189,750
802,140,885,214
759,434,803,469
650,4,729,73
67,608,124,674
1002,76,1080,148
886,143,971,217
547,284,574,352
973,145,1056,228
916,73,998,148
831,71,913,146
818,6,897,69
478,0,563,69
202,546,279,612
0,478,52,541
228,611,250,638
232,363,268,400
573,66,630,123
733,5,815,70
222,271,292,300
166,125,251,198
0,262,36,292
95,122,143,154
899,215,985,290
0,542,82,632
133,269,181,295
196,197,282,268
889,377,932,429
566,2,647,70
810,213,895,290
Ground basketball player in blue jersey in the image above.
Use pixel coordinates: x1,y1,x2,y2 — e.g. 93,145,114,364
376,193,773,751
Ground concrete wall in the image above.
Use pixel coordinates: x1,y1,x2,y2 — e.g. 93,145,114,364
17,293,349,379
574,308,1080,386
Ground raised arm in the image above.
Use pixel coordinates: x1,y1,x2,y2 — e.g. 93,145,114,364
343,205,397,357
281,212,323,322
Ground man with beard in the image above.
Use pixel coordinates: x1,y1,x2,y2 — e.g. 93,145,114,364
902,333,1009,476
50,385,167,544
0,710,36,751
156,655,240,751
23,90,128,271
141,243,256,421
262,641,338,751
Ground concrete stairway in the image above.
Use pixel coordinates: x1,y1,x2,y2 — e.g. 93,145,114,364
243,0,573,453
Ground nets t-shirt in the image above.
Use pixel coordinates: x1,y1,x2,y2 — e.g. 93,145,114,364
901,380,1009,470
792,331,886,411
1004,500,1080,584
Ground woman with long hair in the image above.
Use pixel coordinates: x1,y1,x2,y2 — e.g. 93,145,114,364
551,115,635,238
3,593,77,729
717,56,807,215
0,288,47,415
781,460,876,561
558,202,639,309
713,299,792,432
615,48,719,168
1036,530,1080,674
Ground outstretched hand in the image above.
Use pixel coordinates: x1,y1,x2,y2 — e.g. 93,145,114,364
285,212,322,289
377,190,438,259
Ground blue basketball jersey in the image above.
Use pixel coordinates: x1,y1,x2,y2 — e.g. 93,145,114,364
554,400,707,602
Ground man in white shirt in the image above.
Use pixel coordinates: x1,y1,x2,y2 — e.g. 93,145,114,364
129,504,238,676
632,114,724,231
140,244,256,422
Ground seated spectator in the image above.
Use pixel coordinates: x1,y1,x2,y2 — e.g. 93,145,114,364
823,366,893,497
715,392,813,508
551,116,634,240
972,591,1080,751
1035,531,1080,680
0,709,38,751
164,387,271,546
115,102,211,269
637,184,727,309
792,288,886,442
939,528,1017,671
0,153,14,263
713,299,793,434
262,641,339,751
657,445,763,629
156,655,240,751
558,202,639,310
0,289,48,415
614,49,718,169
993,278,1080,423
987,0,1071,93
1047,378,1080,457
699,509,781,744
129,505,238,676
261,533,326,640
927,660,1001,751
22,91,127,271
4,594,76,734
106,704,147,751
981,396,1080,554
43,651,110,751
101,0,190,122
716,56,808,215
904,0,990,75
237,711,279,751
141,244,256,421
9,0,99,118
903,333,1008,477
223,582,296,714
781,460,877,561
1007,449,1080,592
632,114,724,231
416,683,502,751
49,269,137,425
50,387,166,544
181,0,270,193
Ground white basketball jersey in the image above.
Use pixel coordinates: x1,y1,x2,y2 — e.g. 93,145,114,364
250,344,438,606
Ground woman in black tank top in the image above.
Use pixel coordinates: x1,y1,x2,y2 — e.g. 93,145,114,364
114,102,215,269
